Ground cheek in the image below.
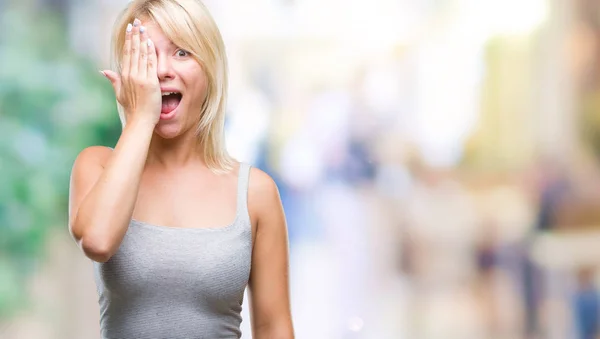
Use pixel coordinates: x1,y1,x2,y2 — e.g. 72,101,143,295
194,67,209,101
175,63,209,124
181,69,208,105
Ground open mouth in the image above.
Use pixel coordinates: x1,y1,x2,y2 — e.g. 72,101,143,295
161,91,182,115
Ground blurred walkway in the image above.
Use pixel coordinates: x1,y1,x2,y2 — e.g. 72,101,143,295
1,230,100,339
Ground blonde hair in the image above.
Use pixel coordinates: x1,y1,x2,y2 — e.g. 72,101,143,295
111,0,234,173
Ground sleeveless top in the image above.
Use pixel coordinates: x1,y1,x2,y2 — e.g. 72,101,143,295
93,163,253,339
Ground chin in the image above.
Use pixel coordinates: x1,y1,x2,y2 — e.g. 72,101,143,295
154,112,196,140
154,124,184,139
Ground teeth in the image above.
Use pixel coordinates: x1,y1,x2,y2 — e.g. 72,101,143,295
161,92,178,96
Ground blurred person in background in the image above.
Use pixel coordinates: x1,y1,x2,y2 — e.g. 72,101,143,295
573,267,600,339
67,1,293,338
474,221,503,337
523,158,571,338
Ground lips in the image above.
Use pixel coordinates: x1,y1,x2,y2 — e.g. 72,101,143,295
161,91,182,114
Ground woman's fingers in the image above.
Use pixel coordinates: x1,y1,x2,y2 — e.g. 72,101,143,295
147,38,157,81
114,18,161,121
121,23,133,78
138,25,148,78
129,18,141,77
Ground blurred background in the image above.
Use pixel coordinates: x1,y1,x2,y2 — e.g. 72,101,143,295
3,0,600,338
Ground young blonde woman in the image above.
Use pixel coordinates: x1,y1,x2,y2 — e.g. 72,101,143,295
68,0,294,338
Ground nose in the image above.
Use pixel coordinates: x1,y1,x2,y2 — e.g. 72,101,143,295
156,54,175,81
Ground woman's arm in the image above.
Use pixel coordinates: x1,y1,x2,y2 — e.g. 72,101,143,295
247,169,294,339
69,19,161,262
68,119,154,262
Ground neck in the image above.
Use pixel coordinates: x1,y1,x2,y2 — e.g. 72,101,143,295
146,130,205,169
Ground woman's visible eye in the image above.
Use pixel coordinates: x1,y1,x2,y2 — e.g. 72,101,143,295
176,49,190,57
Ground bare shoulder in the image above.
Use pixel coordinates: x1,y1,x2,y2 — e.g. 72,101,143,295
72,146,113,171
73,145,112,165
247,166,284,226
248,167,279,199
70,146,113,187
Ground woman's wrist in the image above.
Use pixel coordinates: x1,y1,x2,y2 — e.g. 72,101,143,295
124,116,157,132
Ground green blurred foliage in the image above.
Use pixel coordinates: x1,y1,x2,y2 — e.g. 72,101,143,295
0,5,121,317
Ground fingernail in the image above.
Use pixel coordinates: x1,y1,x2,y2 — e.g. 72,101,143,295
140,26,146,33
147,39,152,47
99,70,106,77
133,18,141,27
126,23,132,33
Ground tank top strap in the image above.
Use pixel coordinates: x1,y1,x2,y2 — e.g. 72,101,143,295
236,162,252,223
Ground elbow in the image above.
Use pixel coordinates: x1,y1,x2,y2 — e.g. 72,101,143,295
71,223,114,263
81,237,114,262
255,331,294,339
70,216,115,263
254,322,294,339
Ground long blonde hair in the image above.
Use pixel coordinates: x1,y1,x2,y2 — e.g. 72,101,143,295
111,0,234,173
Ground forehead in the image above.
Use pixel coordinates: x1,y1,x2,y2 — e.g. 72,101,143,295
142,20,175,49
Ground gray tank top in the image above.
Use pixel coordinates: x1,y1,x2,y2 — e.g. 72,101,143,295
93,163,253,339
